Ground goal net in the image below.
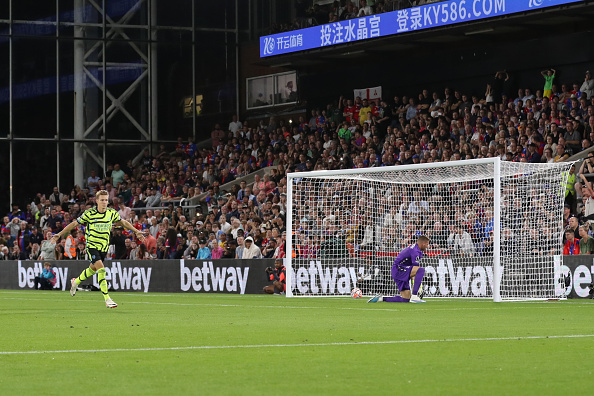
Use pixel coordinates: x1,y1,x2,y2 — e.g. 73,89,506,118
286,158,573,301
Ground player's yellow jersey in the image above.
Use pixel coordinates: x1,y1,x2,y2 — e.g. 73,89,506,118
77,207,121,252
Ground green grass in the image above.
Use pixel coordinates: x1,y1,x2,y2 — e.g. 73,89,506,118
1,290,593,395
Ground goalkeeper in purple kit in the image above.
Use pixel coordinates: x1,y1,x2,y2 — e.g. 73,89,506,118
368,235,429,303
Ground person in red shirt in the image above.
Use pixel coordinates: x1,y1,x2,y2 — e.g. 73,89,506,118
343,99,355,124
370,101,381,117
563,229,580,255
263,258,286,295
143,234,157,258
352,97,362,124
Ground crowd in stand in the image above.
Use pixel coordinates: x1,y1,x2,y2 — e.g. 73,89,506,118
2,65,594,262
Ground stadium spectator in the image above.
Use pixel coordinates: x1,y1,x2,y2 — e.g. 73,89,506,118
7,217,20,238
184,241,199,259
578,225,594,254
110,227,127,259
34,263,56,290
210,240,225,259
229,115,243,136
580,174,594,219
274,231,287,258
87,170,101,194
448,225,476,256
49,187,64,206
29,243,41,260
143,233,157,258
76,241,88,260
197,239,211,259
263,258,286,295
241,236,262,259
580,70,594,100
129,240,139,260
64,229,78,259
54,239,66,260
541,68,556,99
235,235,245,259
211,124,226,148
39,230,56,260
223,239,237,258
565,216,581,242
10,245,27,260
8,203,25,221
565,165,577,212
136,243,150,261
262,237,277,258
29,226,43,246
0,246,8,260
563,229,580,255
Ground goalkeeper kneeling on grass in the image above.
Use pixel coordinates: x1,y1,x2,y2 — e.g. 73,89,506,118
263,258,286,295
368,235,429,304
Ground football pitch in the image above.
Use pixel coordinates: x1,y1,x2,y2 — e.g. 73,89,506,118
1,290,593,395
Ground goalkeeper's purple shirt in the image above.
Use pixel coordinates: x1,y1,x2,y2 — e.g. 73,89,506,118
393,243,423,268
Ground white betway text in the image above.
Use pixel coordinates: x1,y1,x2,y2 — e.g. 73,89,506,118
180,261,249,294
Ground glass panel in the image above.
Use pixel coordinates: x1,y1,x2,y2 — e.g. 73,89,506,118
157,0,192,27
274,71,298,104
59,0,75,23
247,76,273,109
58,38,75,139
195,1,236,30
0,141,8,212
0,30,8,138
0,1,8,20
155,39,193,140
12,0,57,38
58,141,74,194
12,38,57,138
13,140,59,204
13,1,56,22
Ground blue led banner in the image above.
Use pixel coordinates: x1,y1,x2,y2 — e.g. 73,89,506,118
260,0,583,57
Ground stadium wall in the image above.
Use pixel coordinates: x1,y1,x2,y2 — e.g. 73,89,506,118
1,259,272,295
2,256,593,299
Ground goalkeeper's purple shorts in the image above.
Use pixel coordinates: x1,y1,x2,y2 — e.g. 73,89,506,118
391,264,413,292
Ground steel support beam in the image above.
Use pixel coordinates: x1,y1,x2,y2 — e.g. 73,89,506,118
73,0,85,188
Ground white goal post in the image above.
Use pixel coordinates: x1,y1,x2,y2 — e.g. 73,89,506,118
286,158,574,301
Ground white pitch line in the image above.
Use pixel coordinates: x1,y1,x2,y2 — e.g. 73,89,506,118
1,334,593,355
0,297,594,312
2,296,594,313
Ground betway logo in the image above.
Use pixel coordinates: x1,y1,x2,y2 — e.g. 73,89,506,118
95,262,152,292
425,259,499,297
557,263,594,298
18,262,68,291
291,261,364,294
180,261,250,294
290,260,499,297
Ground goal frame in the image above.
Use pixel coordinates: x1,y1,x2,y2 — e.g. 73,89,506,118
286,157,568,302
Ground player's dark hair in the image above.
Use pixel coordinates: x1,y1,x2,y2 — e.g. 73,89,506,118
418,235,430,243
